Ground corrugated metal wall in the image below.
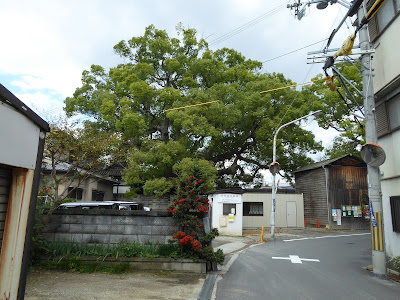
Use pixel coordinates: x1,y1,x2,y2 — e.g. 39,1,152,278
295,168,328,226
0,166,12,251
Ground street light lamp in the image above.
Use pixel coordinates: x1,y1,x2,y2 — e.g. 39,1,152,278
270,110,322,238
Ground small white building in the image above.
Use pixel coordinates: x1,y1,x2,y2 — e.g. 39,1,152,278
209,190,244,236
209,188,304,236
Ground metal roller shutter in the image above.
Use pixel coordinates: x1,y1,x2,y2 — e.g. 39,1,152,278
0,165,12,251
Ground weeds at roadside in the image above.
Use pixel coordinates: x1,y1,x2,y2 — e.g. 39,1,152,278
38,257,131,274
42,240,179,260
34,240,183,273
388,256,400,273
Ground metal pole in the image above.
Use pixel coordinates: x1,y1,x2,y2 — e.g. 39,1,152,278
271,172,276,238
270,110,321,238
358,1,387,279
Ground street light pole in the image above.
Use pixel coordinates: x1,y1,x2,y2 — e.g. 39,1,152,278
270,110,322,238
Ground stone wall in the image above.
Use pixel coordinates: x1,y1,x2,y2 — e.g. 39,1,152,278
118,195,172,211
136,195,171,211
43,210,175,246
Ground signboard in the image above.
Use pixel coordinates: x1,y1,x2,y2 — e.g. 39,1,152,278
217,193,242,204
364,205,370,219
332,209,338,221
228,213,235,222
219,217,227,227
369,202,377,227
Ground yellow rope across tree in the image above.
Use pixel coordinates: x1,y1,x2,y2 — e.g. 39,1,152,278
259,77,325,94
165,100,219,112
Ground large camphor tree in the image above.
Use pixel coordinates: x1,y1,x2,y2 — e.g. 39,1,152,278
65,24,323,195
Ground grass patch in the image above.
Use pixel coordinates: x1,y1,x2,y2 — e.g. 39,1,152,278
42,240,180,260
389,256,400,272
39,257,132,274
35,240,184,273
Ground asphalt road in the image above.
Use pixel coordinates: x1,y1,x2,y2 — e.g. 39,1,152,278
215,233,400,300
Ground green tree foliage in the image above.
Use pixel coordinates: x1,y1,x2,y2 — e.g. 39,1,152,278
303,63,365,160
323,136,361,160
42,122,119,207
35,122,120,244
65,24,323,193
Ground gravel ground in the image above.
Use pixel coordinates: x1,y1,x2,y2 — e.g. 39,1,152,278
25,228,369,299
25,269,205,300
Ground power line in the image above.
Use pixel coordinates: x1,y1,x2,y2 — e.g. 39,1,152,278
208,2,287,47
262,39,327,64
273,6,345,130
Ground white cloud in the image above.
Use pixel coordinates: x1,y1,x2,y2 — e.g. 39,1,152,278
1,0,353,166
14,91,66,123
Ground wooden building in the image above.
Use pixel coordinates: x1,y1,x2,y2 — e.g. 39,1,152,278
0,84,49,299
293,155,370,229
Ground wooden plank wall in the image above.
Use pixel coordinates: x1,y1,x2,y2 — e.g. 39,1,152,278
328,166,368,207
328,166,369,229
295,168,328,226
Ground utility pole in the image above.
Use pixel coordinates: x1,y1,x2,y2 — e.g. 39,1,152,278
287,0,387,278
358,1,386,279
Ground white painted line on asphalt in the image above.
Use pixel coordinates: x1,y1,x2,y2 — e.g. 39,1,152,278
300,258,320,262
272,255,320,264
289,255,302,264
272,256,291,261
283,232,370,242
282,237,311,242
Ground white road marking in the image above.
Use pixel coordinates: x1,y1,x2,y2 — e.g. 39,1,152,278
289,255,302,264
272,255,320,264
283,232,370,242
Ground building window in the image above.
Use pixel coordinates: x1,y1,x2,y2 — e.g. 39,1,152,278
223,204,236,215
376,94,400,137
243,202,263,216
367,0,400,40
68,187,83,200
390,196,400,232
92,190,105,201
388,97,400,130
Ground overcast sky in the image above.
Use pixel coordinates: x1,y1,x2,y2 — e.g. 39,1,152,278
1,0,356,174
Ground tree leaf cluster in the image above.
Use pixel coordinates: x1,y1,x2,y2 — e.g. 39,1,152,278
65,24,325,194
304,63,365,159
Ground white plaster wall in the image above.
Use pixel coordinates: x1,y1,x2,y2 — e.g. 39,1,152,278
381,178,400,258
242,193,304,229
379,130,400,258
209,193,243,236
379,130,400,178
372,18,400,92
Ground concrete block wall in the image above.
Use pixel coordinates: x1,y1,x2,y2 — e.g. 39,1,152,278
119,195,172,211
43,210,175,246
138,195,171,211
